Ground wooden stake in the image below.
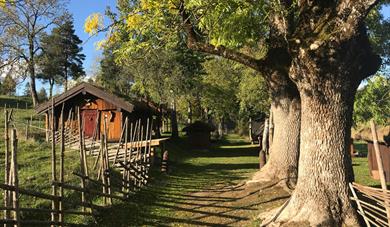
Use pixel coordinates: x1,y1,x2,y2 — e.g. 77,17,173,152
100,132,107,205
123,117,129,194
4,110,10,226
59,103,65,226
11,129,20,227
77,107,86,212
103,115,112,205
126,122,134,194
112,119,127,164
370,120,390,226
349,183,370,227
144,118,150,163
50,98,57,226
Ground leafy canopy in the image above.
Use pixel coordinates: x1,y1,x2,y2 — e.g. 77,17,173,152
354,75,390,126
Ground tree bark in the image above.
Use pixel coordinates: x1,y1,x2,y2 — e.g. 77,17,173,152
249,95,300,187
29,68,39,107
271,22,381,225
274,73,359,225
49,80,54,99
28,37,39,106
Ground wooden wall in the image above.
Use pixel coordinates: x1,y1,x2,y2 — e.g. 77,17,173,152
368,142,390,182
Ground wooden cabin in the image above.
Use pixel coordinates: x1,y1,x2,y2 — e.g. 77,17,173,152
352,126,390,182
35,82,160,141
182,121,215,148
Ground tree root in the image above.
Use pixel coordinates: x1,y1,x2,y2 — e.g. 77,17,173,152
246,164,297,192
259,195,360,227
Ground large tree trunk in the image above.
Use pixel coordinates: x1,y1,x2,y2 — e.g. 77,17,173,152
249,95,300,186
270,22,381,225
274,81,358,225
28,36,39,107
29,66,39,107
49,80,54,99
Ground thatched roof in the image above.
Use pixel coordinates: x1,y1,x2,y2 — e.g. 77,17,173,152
352,125,390,145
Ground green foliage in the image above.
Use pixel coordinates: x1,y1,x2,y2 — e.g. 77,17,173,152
0,0,67,104
366,4,390,67
23,82,31,97
237,67,269,118
95,44,133,96
201,58,240,120
37,87,48,101
353,75,390,126
1,73,16,95
38,18,85,90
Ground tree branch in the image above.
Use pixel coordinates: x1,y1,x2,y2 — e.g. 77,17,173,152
336,0,380,39
178,1,265,72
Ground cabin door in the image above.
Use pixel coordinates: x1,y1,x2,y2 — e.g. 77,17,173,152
83,110,99,138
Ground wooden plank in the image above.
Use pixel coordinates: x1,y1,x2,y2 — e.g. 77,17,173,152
52,182,125,201
349,183,370,227
370,120,390,226
0,184,59,201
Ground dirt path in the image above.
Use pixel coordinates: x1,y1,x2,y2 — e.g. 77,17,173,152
92,136,291,226
171,180,290,226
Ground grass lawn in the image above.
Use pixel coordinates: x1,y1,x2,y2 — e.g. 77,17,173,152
352,140,385,187
0,96,384,226
92,134,264,226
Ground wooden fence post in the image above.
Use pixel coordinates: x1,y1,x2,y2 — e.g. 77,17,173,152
59,104,65,226
25,120,29,140
127,122,134,194
50,98,58,226
77,107,87,212
370,120,390,226
123,117,128,195
11,129,20,227
103,115,112,205
4,110,11,227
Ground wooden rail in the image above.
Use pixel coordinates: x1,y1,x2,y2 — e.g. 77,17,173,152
2,108,166,226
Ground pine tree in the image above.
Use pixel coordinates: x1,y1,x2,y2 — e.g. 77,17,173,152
38,18,85,92
2,74,16,96
24,82,31,97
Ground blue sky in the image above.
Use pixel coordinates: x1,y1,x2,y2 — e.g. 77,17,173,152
15,2,390,95
17,0,117,95
67,0,117,77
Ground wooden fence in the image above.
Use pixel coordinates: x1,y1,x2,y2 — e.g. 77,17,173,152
350,121,390,227
1,107,166,226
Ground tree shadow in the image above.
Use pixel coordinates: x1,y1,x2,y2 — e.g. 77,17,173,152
90,137,287,226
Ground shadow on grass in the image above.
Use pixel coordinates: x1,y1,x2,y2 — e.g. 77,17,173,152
91,137,261,227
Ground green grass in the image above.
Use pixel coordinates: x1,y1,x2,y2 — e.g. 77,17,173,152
0,95,384,226
91,134,260,226
352,141,386,187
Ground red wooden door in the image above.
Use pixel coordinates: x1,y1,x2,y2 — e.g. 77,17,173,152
83,110,98,138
